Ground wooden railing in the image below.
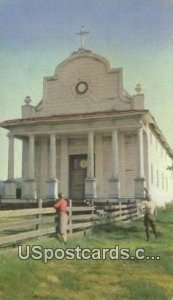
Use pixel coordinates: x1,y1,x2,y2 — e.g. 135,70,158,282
0,199,141,247
93,198,141,223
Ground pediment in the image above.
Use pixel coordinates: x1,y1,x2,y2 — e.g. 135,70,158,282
32,49,133,116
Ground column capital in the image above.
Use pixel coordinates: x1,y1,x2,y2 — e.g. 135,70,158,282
112,128,119,133
28,133,35,138
137,126,143,132
61,135,67,141
50,132,56,137
7,133,14,138
88,130,95,135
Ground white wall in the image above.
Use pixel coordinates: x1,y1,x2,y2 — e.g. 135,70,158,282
147,129,173,206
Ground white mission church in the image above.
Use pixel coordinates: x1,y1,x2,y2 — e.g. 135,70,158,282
1,36,173,206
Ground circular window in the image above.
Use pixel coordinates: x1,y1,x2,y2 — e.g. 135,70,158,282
75,81,88,95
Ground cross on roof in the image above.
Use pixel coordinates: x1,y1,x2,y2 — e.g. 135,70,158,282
76,26,90,49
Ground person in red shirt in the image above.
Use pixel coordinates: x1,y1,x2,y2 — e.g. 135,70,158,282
54,193,68,244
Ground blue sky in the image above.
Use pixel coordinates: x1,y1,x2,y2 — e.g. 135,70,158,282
0,0,173,179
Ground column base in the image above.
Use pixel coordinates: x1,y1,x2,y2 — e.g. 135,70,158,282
85,178,96,199
134,177,146,199
46,178,59,200
4,180,16,199
22,179,37,200
109,178,120,198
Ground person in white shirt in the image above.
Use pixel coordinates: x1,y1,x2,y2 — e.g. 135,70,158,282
143,190,158,241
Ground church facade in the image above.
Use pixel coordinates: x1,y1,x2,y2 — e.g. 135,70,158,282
1,48,173,205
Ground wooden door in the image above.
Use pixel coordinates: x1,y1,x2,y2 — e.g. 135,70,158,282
69,155,87,200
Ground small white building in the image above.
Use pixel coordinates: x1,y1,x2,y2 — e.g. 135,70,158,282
1,47,173,205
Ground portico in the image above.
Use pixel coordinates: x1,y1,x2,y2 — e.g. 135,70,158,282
3,114,147,201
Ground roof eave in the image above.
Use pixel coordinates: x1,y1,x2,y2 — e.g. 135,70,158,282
0,110,148,129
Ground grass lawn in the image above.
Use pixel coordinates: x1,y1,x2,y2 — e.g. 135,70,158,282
0,204,173,300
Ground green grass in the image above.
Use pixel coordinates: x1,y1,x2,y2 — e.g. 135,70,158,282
0,205,173,300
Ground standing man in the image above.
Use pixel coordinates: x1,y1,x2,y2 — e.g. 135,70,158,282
143,189,158,241
54,193,68,244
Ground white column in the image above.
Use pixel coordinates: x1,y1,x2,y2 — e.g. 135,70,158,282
22,138,29,180
112,129,119,179
47,133,58,200
29,135,35,179
85,131,96,199
87,131,94,178
7,134,14,180
145,124,150,192
109,129,120,198
135,127,146,199
23,134,37,199
95,134,103,197
5,134,16,199
21,138,29,199
138,128,144,178
49,133,56,179
60,136,68,197
40,138,48,199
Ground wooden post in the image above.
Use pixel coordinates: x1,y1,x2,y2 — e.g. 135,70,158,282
68,199,72,235
36,198,43,230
